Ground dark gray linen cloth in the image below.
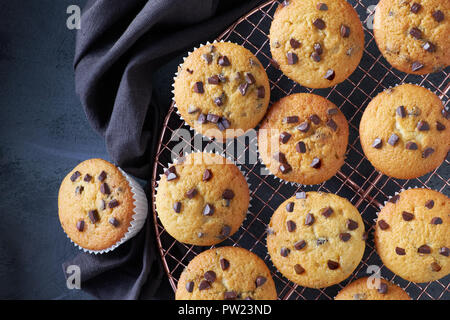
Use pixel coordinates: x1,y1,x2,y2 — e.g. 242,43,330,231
63,0,266,300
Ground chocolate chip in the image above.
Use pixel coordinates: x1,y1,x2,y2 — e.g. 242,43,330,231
378,219,390,230
218,73,227,83
314,43,323,55
70,171,81,182
207,113,220,123
76,220,85,232
203,204,214,216
245,72,256,84
347,219,358,230
294,264,305,274
388,134,399,146
186,68,193,74
439,247,449,257
411,61,424,72
422,147,434,158
193,81,204,93
316,2,328,11
218,56,230,66
417,120,429,131
425,200,434,209
296,141,306,153
218,117,230,131
388,195,400,204
327,260,339,270
100,182,111,195
88,209,99,223
186,281,194,293
340,233,351,242
321,207,333,218
84,174,92,182
186,188,198,199
286,202,295,212
436,121,446,131
222,189,234,200
395,247,406,255
431,217,443,225
280,247,290,257
109,199,120,209
326,118,337,131
273,152,288,164
309,114,321,125
324,69,335,81
432,10,444,22
378,283,388,294
197,113,207,124
204,271,216,282
294,240,306,250
297,121,310,133
224,291,237,300
296,192,306,199
372,138,383,149
257,86,265,99
197,232,204,238
418,244,431,254
220,258,230,270
402,211,414,221
396,106,406,118
98,170,107,182
201,53,212,64
286,220,296,232
409,27,422,39
287,52,298,65
173,201,182,213
311,52,321,62
279,163,292,174
238,82,249,96
220,225,231,238
284,116,299,124
255,276,267,287
423,41,436,52
341,25,350,38
109,217,119,227
313,18,326,30
410,2,421,14
327,109,338,117
198,280,211,291
317,238,328,246
208,75,220,85
290,38,301,49
310,157,321,169
405,141,418,150
75,185,84,195
431,262,441,272
305,213,315,226
280,132,292,144
203,169,213,181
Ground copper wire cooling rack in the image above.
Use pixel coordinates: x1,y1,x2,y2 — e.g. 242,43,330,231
151,0,449,300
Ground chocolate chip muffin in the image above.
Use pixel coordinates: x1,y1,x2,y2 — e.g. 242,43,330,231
173,41,270,141
335,277,411,300
58,159,147,252
155,152,249,246
375,188,450,283
374,0,450,74
258,93,349,185
360,83,449,179
267,191,366,288
176,246,277,300
269,0,364,88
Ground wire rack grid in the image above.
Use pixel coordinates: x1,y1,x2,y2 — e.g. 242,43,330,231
151,0,449,300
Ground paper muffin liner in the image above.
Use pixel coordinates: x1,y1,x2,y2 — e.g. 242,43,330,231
172,40,267,142
154,149,253,244
68,167,148,255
